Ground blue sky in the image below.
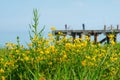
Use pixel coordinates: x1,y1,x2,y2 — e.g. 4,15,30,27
0,0,120,46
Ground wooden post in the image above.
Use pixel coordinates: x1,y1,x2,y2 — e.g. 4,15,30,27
114,34,117,42
104,25,106,30
117,25,119,30
111,25,113,30
78,34,82,38
94,33,98,44
106,35,110,44
65,24,67,30
72,33,76,43
82,24,85,30
78,33,82,41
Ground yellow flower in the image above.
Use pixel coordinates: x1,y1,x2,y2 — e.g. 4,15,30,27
81,60,86,66
61,51,67,58
40,51,44,54
48,62,52,65
0,58,4,61
5,43,16,50
5,43,11,47
24,56,29,61
50,27,56,31
112,53,117,57
79,38,82,41
110,40,115,45
88,62,94,66
95,49,99,54
63,54,67,58
1,76,5,80
110,57,118,61
108,34,114,39
16,50,20,53
32,35,38,41
27,43,32,47
98,53,104,57
85,56,91,59
45,40,49,46
48,33,53,37
45,50,49,54
98,43,101,46
49,46,55,52
85,36,90,41
81,41,87,47
0,68,4,73
65,43,72,50
92,56,96,62
38,41,42,45
58,32,63,35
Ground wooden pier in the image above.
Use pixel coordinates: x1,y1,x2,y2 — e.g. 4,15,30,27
52,24,120,44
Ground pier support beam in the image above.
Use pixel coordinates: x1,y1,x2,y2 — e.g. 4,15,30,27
104,25,106,30
94,33,98,44
78,34,82,41
114,34,117,42
106,35,110,44
117,25,119,30
72,33,76,43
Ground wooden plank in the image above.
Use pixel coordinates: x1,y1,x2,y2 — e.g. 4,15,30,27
99,37,107,43
53,30,120,35
94,33,98,44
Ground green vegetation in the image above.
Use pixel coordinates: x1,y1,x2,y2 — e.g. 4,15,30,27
0,9,120,80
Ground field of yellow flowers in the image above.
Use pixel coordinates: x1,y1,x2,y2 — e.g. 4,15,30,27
0,9,120,80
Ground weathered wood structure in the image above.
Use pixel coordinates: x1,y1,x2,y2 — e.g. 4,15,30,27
52,24,120,44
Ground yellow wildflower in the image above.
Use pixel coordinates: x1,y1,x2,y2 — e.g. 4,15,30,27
85,36,90,41
81,41,87,47
32,35,38,41
48,33,53,37
58,32,63,35
0,58,4,61
48,62,52,65
27,43,32,47
65,43,72,50
110,57,118,61
1,76,5,80
81,60,86,66
89,62,94,66
108,34,114,39
98,43,101,46
92,56,96,62
45,50,49,54
24,56,29,61
50,27,56,31
16,50,20,53
110,40,115,45
38,41,42,45
63,53,67,58
40,51,44,54
85,56,91,59
0,68,4,73
49,46,55,52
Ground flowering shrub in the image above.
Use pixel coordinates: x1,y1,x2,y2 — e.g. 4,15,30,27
0,10,120,80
